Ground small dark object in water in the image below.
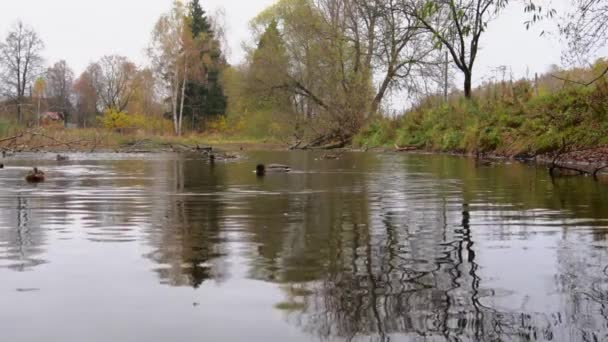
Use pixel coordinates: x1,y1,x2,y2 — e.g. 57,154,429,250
223,153,239,160
196,145,213,153
322,153,340,160
0,164,3,169
256,164,265,176
56,154,69,161
474,152,493,167
256,164,291,176
25,167,45,183
476,159,493,167
209,154,216,163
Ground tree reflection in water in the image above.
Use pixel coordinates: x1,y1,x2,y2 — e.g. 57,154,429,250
0,192,47,272
90,152,608,341
258,155,608,342
145,158,229,288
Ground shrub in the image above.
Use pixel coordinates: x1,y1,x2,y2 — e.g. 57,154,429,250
99,109,131,131
98,109,173,135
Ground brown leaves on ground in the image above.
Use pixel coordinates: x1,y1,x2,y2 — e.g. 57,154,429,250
558,147,608,165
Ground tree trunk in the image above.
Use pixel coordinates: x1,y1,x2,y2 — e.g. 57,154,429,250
171,63,180,136
17,98,23,125
37,95,41,127
178,62,187,137
464,71,472,99
370,70,393,116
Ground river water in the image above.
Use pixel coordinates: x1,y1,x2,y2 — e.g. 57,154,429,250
1,151,607,342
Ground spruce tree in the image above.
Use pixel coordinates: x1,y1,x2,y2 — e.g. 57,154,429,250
184,0,227,131
188,0,211,38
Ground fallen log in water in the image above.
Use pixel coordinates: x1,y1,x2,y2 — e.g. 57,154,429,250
547,140,608,181
549,161,608,181
394,144,418,152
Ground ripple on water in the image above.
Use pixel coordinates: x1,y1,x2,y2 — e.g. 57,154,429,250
0,152,606,341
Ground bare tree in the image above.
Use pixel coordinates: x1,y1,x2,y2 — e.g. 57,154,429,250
525,0,606,83
0,21,44,123
92,55,137,112
369,0,443,112
46,60,74,126
399,0,508,98
73,65,101,127
246,0,441,146
561,0,607,61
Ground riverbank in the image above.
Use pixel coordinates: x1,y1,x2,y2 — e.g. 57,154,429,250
1,124,606,178
0,128,285,154
354,61,608,175
371,146,608,177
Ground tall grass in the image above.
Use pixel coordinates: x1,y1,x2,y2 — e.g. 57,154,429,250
355,59,608,156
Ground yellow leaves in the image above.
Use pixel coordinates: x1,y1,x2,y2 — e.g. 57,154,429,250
99,109,173,134
33,77,46,98
206,116,230,134
99,109,131,130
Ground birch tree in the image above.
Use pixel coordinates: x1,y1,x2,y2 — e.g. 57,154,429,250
0,21,44,123
148,0,190,136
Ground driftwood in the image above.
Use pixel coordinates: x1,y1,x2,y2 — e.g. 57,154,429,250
593,165,608,179
549,162,608,180
0,132,25,145
289,141,302,150
0,129,99,153
299,135,332,150
294,132,348,150
548,140,608,180
395,144,417,152
315,139,350,150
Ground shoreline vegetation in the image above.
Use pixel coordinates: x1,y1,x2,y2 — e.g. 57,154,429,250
1,0,606,179
1,61,607,178
354,60,608,178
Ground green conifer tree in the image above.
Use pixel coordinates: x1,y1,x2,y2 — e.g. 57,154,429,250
185,0,227,131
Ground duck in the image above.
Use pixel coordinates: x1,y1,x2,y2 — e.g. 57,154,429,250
0,164,3,169
56,154,69,161
25,167,45,183
256,164,291,176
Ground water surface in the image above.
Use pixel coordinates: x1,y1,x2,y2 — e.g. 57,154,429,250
1,151,607,341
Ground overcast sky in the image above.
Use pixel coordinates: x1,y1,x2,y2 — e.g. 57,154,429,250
0,0,600,94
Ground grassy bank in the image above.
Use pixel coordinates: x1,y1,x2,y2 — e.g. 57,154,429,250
355,62,608,158
0,126,283,153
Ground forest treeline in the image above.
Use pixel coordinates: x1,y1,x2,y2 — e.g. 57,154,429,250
0,0,606,151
